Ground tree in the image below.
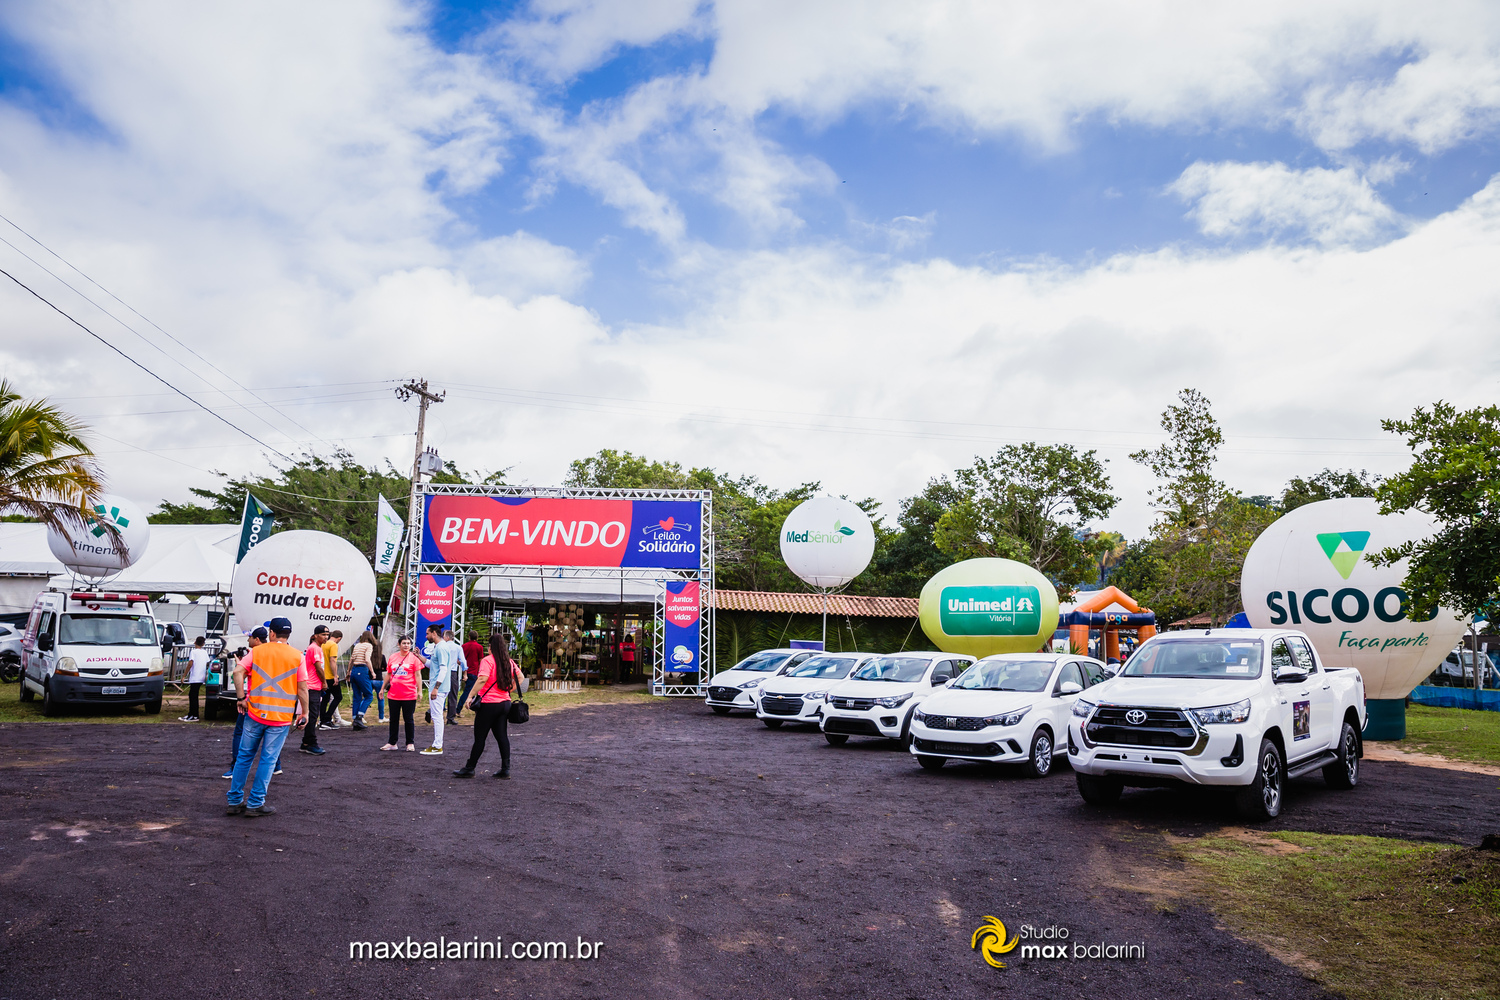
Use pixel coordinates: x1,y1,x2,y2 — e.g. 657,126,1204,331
1280,468,1380,512
1130,388,1227,524
932,442,1117,598
1370,401,1500,622
564,449,716,491
0,379,110,542
866,478,963,597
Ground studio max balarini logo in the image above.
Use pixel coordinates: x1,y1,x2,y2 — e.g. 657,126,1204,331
970,919,1146,969
1316,530,1370,580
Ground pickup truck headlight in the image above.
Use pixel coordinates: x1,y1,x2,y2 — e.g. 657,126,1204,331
1190,699,1252,725
1071,698,1096,718
982,706,1030,728
875,692,912,709
56,656,78,675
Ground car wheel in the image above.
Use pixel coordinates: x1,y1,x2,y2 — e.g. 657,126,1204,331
1076,773,1122,805
710,705,731,716
204,699,219,721
18,675,35,702
143,695,162,715
40,680,62,718
762,718,783,729
1023,728,1054,779
1235,738,1284,820
917,755,945,771
1322,721,1360,790
824,732,848,746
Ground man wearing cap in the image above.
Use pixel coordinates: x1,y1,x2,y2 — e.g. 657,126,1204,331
226,617,308,817
221,627,284,779
300,626,329,755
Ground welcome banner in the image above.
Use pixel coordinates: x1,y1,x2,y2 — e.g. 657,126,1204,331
420,495,703,571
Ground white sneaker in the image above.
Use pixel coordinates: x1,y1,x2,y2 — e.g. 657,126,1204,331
178,715,193,722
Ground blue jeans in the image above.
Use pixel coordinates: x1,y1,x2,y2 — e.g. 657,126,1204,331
228,717,292,809
372,678,385,720
230,711,282,772
349,666,374,720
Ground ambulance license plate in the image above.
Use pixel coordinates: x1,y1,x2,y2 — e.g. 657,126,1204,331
101,685,127,695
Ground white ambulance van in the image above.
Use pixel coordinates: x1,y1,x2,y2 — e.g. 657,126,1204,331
20,591,165,716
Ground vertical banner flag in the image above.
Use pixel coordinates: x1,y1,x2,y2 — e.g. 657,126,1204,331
236,493,275,564
662,580,701,673
416,574,455,637
374,495,404,573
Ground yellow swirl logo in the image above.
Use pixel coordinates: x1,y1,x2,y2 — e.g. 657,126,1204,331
970,916,1019,969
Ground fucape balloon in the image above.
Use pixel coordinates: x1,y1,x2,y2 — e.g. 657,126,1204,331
232,530,377,651
919,558,1060,657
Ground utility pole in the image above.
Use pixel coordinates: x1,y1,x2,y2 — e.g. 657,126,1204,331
392,380,444,626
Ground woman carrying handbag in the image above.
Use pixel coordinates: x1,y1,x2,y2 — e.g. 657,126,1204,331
452,631,526,780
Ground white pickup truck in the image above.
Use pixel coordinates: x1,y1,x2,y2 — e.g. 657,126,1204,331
1068,629,1366,820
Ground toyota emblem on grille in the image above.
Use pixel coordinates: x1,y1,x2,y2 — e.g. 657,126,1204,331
1125,709,1147,725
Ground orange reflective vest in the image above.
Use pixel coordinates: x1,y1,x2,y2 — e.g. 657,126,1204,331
247,642,302,726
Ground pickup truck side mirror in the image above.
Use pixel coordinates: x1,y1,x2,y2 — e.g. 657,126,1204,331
1057,680,1083,696
1274,668,1308,685
931,674,951,686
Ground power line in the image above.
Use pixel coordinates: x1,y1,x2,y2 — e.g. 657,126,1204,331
0,265,293,461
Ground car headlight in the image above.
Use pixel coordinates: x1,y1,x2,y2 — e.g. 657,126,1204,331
1071,698,1096,719
981,706,1030,728
56,656,78,675
739,678,763,689
804,691,826,700
1190,699,1252,725
912,708,927,723
875,692,912,709
149,657,164,675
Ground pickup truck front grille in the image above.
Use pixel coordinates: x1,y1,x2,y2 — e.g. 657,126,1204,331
1086,706,1197,749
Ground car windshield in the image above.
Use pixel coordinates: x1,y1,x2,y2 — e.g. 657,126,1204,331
953,659,1055,692
59,614,157,646
852,656,930,683
729,650,791,673
787,656,858,679
1122,638,1264,679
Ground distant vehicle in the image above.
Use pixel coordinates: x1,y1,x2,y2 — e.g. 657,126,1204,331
756,653,875,728
704,648,815,715
820,652,976,748
909,653,1110,777
1428,647,1499,688
1068,629,1366,820
0,622,22,682
20,591,165,716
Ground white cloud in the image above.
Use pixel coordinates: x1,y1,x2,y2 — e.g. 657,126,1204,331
1170,161,1403,246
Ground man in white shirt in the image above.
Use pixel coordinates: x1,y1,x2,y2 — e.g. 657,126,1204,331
180,636,210,722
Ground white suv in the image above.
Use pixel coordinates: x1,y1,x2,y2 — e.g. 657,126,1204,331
820,652,976,748
909,653,1108,777
756,653,875,728
705,648,814,715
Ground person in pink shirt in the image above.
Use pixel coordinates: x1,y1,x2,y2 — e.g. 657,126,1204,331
380,634,424,752
300,625,329,755
451,632,525,780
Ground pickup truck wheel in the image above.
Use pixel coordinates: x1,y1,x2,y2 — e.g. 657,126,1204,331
1322,721,1360,789
824,732,848,746
917,755,945,770
1235,738,1284,820
1076,773,1122,805
762,718,783,729
710,706,731,716
1023,728,1054,778
40,680,62,717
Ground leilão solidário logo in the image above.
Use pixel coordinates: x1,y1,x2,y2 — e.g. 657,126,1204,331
971,917,1018,969
1316,530,1371,580
88,503,130,538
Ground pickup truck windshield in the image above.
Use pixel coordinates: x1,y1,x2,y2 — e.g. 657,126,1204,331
59,614,157,646
729,650,791,673
953,659,1053,692
852,657,929,683
1123,639,1263,679
787,656,857,679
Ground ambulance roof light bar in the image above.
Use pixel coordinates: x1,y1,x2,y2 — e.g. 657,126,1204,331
70,593,151,606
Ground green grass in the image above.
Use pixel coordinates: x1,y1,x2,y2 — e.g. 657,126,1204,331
1397,704,1500,766
1176,831,1499,1000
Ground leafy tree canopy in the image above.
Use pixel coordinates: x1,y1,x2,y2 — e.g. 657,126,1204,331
1279,468,1380,512
0,379,108,541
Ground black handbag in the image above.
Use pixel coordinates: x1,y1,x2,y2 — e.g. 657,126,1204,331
507,664,529,724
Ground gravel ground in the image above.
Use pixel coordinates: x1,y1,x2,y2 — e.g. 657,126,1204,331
2,699,1495,1000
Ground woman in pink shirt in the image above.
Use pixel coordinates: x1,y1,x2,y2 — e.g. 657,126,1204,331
379,635,424,752
451,632,524,780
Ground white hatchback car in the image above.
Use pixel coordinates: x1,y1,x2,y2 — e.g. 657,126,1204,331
705,648,815,715
820,652,977,747
756,652,875,728
909,653,1110,777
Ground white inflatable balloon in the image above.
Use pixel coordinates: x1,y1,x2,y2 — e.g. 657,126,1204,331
232,530,377,652
779,496,875,589
47,493,151,579
1240,497,1467,700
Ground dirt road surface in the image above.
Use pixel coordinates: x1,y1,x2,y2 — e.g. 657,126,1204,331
3,700,1495,999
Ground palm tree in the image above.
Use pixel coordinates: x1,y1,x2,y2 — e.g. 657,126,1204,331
0,379,109,540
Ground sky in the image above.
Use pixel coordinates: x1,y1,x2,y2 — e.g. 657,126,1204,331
1,0,1498,540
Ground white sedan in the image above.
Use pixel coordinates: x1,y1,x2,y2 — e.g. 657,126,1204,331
756,653,875,728
704,648,815,714
909,653,1109,777
820,652,977,747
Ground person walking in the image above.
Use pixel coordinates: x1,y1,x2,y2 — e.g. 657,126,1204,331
422,625,440,722
319,629,344,729
452,631,524,780
370,631,387,723
619,633,636,682
222,627,283,779
437,628,463,725
348,631,375,730
180,636,209,721
380,635,423,752
422,628,456,755
301,626,329,755
226,616,307,817
457,632,482,716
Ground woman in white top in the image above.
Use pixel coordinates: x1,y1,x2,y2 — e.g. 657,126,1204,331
181,636,210,722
